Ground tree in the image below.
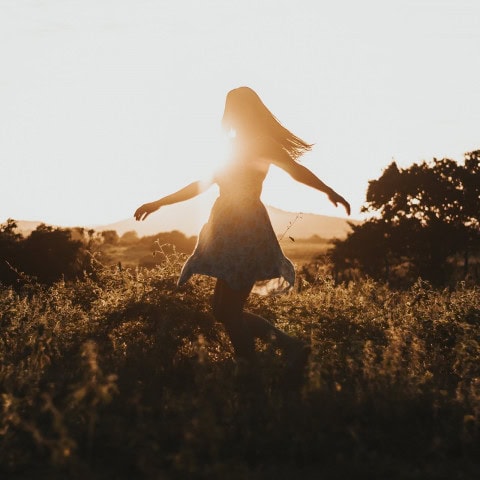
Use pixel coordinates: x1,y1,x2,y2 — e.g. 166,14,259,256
0,222,91,286
120,230,139,245
101,230,120,245
19,224,88,284
0,219,24,285
459,150,480,276
330,151,480,286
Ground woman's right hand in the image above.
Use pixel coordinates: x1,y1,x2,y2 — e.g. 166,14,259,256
134,201,160,221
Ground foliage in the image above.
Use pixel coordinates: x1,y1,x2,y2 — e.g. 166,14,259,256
1,258,480,479
0,221,198,287
100,230,119,246
0,219,24,285
0,221,91,287
330,151,480,286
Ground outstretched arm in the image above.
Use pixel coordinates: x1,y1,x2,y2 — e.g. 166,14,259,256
266,141,351,215
134,180,212,221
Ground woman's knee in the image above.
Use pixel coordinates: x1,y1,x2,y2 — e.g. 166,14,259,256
212,279,250,322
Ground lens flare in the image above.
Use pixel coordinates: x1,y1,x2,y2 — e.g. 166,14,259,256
209,130,235,173
197,129,235,192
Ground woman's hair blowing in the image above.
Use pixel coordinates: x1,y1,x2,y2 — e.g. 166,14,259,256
222,87,313,161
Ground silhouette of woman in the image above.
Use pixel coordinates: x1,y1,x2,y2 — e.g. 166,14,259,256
134,87,350,368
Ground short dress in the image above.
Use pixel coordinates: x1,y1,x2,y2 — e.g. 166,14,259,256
178,147,295,295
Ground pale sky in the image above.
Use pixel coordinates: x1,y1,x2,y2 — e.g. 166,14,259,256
1,0,479,228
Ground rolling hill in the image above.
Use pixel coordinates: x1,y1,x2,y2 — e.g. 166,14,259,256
96,202,360,240
8,202,360,241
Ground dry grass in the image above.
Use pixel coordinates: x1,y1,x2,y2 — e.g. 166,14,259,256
1,256,479,479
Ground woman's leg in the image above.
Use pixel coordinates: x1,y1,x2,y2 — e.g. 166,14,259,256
212,279,305,359
212,279,255,361
242,311,302,352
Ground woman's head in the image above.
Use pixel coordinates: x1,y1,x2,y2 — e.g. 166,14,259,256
222,86,312,161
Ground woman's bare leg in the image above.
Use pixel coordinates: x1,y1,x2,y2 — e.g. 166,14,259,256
212,279,255,361
212,279,304,359
242,311,302,352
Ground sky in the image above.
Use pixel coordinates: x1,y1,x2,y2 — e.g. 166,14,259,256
1,0,479,228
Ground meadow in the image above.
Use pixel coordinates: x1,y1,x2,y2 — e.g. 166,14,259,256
95,230,331,270
1,252,479,479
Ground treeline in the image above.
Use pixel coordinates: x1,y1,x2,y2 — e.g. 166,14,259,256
0,220,196,287
2,150,478,289
329,150,480,287
97,228,197,268
0,221,92,286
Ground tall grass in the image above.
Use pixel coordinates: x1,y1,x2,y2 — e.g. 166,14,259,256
1,255,479,479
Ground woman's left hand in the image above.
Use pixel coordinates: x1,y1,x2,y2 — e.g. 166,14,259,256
328,191,351,215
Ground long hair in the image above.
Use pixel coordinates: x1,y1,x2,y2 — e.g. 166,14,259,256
221,86,313,161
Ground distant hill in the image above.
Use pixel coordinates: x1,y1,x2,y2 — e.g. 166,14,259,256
7,203,360,241
266,206,360,240
95,203,360,240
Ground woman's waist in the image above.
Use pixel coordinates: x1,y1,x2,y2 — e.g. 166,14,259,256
218,182,263,198
216,191,263,204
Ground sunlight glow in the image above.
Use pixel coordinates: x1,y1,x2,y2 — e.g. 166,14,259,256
1,0,479,227
206,130,235,178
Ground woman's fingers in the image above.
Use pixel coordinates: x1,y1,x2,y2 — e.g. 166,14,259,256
328,192,351,216
343,199,351,216
134,202,159,221
338,197,350,215
134,205,148,221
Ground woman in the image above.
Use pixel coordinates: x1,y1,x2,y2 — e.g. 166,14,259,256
134,87,350,367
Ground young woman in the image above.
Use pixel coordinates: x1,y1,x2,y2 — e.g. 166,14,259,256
134,87,350,368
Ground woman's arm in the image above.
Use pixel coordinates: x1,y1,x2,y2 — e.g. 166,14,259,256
134,179,213,221
262,139,351,215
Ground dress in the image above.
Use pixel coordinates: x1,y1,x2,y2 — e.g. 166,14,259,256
178,142,295,295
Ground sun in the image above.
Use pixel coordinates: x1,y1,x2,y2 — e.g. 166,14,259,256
202,128,236,182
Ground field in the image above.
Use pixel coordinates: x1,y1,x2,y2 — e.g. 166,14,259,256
1,253,480,479
95,232,331,270
278,237,331,266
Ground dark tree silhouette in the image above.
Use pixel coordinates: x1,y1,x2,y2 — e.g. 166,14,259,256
460,150,480,275
0,222,90,286
0,219,24,285
330,150,480,286
19,224,88,284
